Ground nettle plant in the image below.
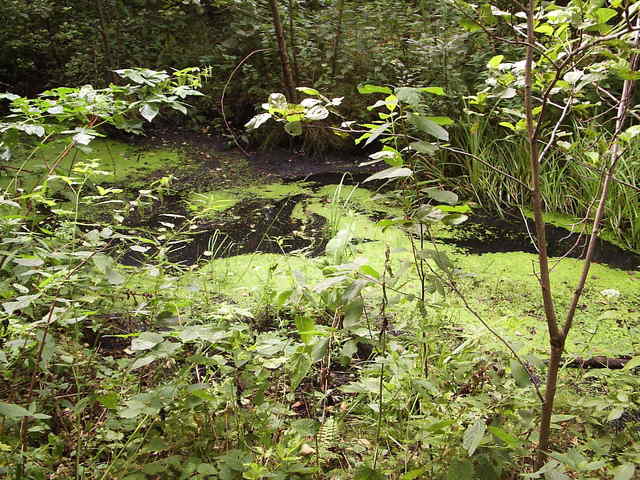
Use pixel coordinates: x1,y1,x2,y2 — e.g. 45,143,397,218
0,67,207,476
247,84,468,309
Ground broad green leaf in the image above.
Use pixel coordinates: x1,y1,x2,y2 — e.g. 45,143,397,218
400,469,427,480
0,402,32,418
245,113,271,130
563,70,583,85
305,105,329,120
297,87,320,95
447,459,474,480
289,352,312,390
613,464,635,480
594,8,617,24
409,141,438,155
395,87,422,106
268,92,288,110
131,332,165,351
421,86,445,96
462,419,486,456
488,426,523,447
510,359,531,387
620,125,640,142
487,55,504,69
423,187,458,205
407,113,449,141
13,257,44,267
623,356,640,370
284,121,303,136
384,94,398,111
139,103,159,122
358,84,393,95
535,23,554,35
3,294,40,315
443,213,468,225
343,297,364,329
363,167,412,182
426,116,454,126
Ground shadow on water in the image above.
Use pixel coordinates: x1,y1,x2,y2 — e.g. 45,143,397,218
121,193,327,267
440,212,640,271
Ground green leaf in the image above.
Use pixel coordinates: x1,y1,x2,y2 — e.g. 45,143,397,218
131,332,165,351
305,105,329,120
284,121,303,136
357,84,393,95
0,402,33,419
487,55,504,69
409,141,438,155
420,86,445,96
13,257,44,267
343,297,364,329
426,116,454,126
354,466,385,480
535,23,554,35
400,469,427,480
423,188,458,205
443,213,468,226
289,351,312,390
395,87,422,106
613,464,635,480
363,167,412,182
447,459,474,480
297,87,320,95
623,356,640,370
407,113,449,141
488,426,523,447
462,419,486,456
139,103,159,122
268,93,288,110
510,359,531,387
245,113,271,130
594,8,617,24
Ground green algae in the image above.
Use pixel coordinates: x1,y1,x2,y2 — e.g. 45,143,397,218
186,182,315,217
2,139,182,192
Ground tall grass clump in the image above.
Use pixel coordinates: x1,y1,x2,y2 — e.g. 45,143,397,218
445,120,640,252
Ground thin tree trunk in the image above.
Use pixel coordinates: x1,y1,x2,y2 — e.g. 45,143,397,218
532,9,640,470
331,0,346,78
288,0,300,86
268,0,298,102
96,0,116,84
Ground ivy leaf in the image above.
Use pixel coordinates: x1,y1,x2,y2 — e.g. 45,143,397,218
140,103,159,122
462,419,486,456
